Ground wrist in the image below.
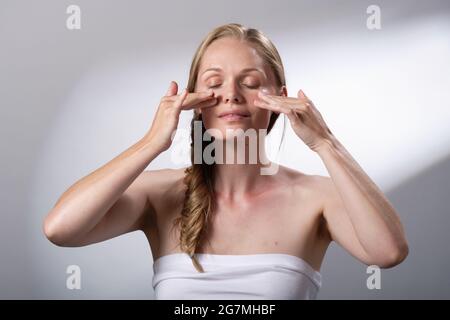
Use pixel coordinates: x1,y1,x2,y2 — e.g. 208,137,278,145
140,134,166,154
313,135,340,155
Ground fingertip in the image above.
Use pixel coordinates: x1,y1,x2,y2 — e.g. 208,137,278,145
254,99,263,107
176,88,188,102
203,89,214,97
260,87,270,95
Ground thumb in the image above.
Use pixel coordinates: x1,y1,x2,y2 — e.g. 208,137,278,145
165,81,178,96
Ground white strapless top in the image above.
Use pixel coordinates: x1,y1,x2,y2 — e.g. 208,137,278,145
152,253,322,300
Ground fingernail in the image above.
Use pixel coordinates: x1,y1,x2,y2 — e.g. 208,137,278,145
260,88,269,95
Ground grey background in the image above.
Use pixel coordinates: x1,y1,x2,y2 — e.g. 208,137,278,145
1,0,449,299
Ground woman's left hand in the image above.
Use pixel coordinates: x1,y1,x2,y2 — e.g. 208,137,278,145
254,89,334,152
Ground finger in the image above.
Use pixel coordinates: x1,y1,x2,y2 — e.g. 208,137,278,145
174,88,189,109
254,98,289,114
255,96,307,114
181,91,215,109
254,98,301,123
162,91,215,108
297,89,313,106
298,89,307,99
261,92,309,114
165,81,178,96
185,97,218,110
257,90,296,103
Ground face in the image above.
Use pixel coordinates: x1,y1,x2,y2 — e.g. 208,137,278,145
195,37,286,140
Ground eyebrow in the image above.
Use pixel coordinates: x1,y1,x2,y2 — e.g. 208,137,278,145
201,67,266,76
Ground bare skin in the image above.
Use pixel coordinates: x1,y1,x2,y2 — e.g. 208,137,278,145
145,166,331,272
43,36,408,276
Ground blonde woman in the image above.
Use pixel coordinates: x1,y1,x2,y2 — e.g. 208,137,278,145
43,23,409,300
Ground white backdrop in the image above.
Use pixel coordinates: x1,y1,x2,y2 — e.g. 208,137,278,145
1,0,449,299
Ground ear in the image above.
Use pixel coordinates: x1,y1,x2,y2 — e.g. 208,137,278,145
279,85,288,97
195,108,203,118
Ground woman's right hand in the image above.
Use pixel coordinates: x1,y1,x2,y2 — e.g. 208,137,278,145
145,81,217,152
44,81,217,247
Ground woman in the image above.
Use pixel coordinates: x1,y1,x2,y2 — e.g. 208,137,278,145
43,23,409,300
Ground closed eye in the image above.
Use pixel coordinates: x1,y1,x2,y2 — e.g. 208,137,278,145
208,83,259,89
242,84,259,89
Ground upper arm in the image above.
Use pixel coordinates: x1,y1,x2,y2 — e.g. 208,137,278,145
64,170,156,247
320,176,373,265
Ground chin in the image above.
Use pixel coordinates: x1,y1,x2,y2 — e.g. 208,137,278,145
207,125,259,142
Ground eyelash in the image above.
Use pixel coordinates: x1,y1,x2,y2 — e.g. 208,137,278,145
208,84,259,89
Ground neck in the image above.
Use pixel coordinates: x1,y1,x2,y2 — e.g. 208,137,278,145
212,135,273,199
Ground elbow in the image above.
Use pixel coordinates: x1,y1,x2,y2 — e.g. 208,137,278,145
43,214,71,247
377,242,409,269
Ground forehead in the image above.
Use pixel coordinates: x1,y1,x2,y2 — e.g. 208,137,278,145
198,37,266,73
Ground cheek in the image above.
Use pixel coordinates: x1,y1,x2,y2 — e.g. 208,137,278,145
249,97,272,127
199,108,216,130
251,108,272,129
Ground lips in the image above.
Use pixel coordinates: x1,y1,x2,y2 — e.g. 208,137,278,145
218,110,251,118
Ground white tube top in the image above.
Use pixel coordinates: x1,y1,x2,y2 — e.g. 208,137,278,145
152,253,322,300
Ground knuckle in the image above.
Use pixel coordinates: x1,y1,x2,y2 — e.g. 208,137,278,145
160,101,170,109
297,104,307,112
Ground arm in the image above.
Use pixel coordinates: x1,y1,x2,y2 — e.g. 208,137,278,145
254,88,408,268
43,81,215,247
43,136,162,247
317,137,409,268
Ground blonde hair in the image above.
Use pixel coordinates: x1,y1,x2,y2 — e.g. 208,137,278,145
173,23,286,272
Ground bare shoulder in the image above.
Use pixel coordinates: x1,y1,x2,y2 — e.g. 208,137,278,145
275,164,332,210
276,164,327,192
274,165,333,249
304,173,333,191
141,167,187,193
302,173,334,207
143,168,186,200
140,167,188,218
304,174,337,219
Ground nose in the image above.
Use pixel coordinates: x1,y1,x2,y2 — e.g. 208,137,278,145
223,83,244,104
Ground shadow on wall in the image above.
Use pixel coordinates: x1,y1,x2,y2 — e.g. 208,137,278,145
319,151,450,299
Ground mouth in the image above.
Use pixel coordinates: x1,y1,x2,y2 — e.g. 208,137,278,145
218,111,251,121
